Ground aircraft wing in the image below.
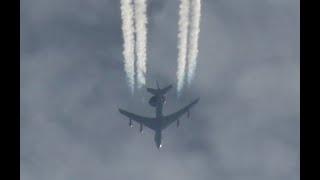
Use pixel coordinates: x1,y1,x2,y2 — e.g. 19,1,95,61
162,98,199,129
118,109,156,130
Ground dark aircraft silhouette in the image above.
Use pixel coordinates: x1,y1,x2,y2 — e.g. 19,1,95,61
118,81,199,149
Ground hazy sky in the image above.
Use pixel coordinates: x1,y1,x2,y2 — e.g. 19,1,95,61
20,0,300,180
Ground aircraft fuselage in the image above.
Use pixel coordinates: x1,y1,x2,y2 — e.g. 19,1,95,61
150,94,165,149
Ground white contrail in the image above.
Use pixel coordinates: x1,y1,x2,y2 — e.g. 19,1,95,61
134,0,148,88
120,0,135,93
187,0,201,85
176,0,190,94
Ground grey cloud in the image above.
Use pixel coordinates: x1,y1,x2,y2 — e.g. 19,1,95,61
20,0,299,180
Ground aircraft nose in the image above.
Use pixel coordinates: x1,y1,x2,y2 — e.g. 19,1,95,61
157,144,162,149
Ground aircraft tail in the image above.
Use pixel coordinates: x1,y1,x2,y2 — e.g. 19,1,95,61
147,82,172,95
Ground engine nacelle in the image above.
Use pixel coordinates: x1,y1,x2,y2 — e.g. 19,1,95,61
177,119,180,127
129,119,133,127
139,123,143,133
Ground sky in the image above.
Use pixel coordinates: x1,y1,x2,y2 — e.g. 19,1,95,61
20,0,300,180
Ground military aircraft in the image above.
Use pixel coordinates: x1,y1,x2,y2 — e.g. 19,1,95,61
118,81,199,149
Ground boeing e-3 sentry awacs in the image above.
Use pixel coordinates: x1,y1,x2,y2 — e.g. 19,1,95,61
118,81,199,149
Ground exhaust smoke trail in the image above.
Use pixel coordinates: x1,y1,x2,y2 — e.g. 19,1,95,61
176,0,190,94
120,0,135,93
134,0,148,88
187,0,201,85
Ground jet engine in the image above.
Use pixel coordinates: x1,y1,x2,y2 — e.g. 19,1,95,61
140,123,143,133
177,119,180,127
129,119,133,127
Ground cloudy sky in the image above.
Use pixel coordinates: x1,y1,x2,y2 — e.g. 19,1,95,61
20,0,300,180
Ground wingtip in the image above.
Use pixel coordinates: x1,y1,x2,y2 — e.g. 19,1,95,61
194,98,200,103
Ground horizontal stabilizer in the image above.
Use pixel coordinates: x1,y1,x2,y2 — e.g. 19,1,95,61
147,84,172,95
